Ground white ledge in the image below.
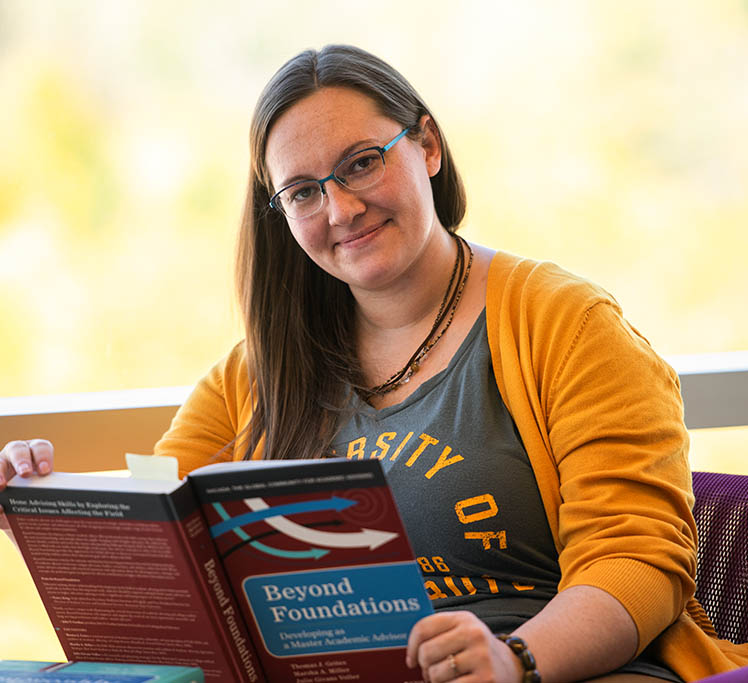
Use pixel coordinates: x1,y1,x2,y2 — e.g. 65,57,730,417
666,351,748,375
0,386,194,417
0,352,746,429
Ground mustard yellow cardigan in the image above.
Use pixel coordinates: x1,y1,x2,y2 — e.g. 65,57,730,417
155,251,748,679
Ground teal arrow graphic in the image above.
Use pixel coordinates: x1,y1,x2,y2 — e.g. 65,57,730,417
210,496,356,538
213,502,330,559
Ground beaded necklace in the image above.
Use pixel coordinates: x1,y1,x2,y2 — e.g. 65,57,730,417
364,232,473,398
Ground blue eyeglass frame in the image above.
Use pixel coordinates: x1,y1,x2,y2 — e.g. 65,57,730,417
268,127,411,216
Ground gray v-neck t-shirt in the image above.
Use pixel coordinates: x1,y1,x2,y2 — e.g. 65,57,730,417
331,309,560,633
330,310,682,681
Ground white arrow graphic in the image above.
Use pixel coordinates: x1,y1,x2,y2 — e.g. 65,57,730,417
244,497,398,550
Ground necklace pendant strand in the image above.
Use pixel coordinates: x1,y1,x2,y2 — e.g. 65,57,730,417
365,232,473,398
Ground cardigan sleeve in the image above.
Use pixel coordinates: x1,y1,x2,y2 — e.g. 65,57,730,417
154,341,254,478
547,299,696,652
486,253,696,655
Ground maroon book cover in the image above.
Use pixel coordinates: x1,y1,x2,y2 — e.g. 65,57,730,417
188,458,431,683
0,473,265,682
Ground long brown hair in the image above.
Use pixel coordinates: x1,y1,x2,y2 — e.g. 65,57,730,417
236,44,467,460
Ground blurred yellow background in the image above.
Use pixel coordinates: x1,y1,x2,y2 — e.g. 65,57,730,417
1,0,747,662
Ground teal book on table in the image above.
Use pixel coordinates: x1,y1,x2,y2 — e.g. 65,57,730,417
0,660,203,682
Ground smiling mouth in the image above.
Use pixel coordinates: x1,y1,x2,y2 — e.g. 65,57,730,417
338,220,389,246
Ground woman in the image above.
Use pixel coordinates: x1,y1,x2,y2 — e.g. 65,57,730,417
3,45,747,682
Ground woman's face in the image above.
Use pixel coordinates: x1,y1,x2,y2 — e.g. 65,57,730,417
264,87,443,296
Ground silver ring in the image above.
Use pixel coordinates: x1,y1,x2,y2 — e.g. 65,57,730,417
448,653,458,676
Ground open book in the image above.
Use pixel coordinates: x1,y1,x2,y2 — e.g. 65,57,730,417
0,458,432,683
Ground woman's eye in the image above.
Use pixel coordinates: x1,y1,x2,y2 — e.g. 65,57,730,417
349,153,378,174
289,184,317,203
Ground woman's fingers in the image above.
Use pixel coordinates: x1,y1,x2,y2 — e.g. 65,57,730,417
0,441,27,488
0,439,54,489
406,611,477,672
25,438,54,474
406,613,454,668
407,611,509,682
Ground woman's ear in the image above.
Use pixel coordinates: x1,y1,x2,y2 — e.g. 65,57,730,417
417,114,442,178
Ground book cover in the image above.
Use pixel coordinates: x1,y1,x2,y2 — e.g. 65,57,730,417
0,475,263,682
0,660,203,682
189,458,432,683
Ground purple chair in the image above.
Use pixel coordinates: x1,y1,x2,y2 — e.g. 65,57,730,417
692,471,748,644
695,665,748,683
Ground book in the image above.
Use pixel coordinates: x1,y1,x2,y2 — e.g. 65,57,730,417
0,458,433,683
0,660,203,682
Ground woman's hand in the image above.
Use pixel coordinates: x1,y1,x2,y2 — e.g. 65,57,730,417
0,440,53,548
406,611,523,683
0,439,54,490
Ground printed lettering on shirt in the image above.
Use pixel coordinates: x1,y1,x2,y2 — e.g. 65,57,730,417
370,431,396,459
341,429,539,602
455,494,498,523
417,556,451,573
345,431,463,478
464,531,507,550
455,493,507,550
423,575,534,601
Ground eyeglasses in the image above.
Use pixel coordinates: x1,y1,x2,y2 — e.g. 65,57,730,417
268,127,410,220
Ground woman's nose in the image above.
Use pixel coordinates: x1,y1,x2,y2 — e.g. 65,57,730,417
323,181,366,225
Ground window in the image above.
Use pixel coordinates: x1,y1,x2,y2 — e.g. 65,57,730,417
2,3,746,399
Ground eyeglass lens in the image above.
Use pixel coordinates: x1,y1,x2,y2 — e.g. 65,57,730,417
276,148,385,219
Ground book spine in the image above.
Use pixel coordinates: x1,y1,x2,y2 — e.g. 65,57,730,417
167,495,267,683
